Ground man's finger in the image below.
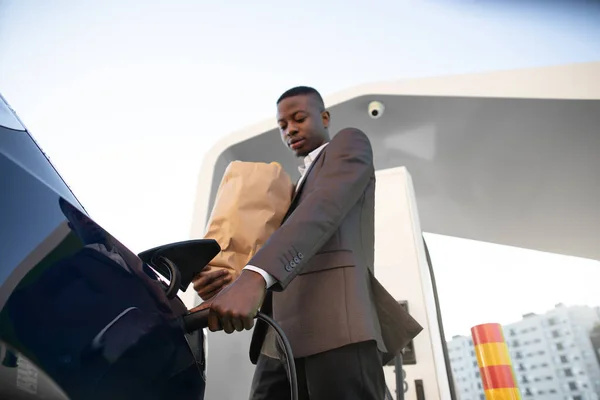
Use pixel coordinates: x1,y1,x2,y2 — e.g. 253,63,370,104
189,301,211,313
231,316,244,332
193,269,228,292
192,266,213,282
197,280,228,300
199,282,228,300
198,288,219,301
193,268,227,288
197,274,232,298
243,316,255,331
208,313,222,332
221,317,235,334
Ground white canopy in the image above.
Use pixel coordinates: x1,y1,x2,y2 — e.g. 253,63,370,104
192,62,600,261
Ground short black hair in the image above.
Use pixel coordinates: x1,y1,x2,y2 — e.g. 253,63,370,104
277,86,325,111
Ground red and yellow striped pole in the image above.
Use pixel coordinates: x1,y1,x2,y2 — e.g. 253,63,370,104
471,323,521,400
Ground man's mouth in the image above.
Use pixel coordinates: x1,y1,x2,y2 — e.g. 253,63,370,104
289,138,305,150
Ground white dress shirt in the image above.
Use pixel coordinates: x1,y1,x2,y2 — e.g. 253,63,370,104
243,142,329,288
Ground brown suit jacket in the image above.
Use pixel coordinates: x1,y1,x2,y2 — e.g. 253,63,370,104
249,127,423,364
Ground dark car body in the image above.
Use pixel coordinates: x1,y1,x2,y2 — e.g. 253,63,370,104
0,93,207,400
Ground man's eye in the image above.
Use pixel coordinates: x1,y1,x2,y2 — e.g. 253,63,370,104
295,117,306,123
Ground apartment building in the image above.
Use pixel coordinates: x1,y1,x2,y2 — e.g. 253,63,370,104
448,305,600,400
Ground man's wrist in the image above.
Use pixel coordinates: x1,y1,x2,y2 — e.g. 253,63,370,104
242,265,276,288
242,269,267,287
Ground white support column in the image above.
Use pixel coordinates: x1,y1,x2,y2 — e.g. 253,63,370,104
375,167,452,400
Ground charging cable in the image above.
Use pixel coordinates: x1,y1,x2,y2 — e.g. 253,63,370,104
182,309,299,400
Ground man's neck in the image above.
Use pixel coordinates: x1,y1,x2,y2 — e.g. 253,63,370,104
305,140,328,156
307,142,327,158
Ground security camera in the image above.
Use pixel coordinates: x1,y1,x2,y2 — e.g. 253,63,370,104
368,101,385,119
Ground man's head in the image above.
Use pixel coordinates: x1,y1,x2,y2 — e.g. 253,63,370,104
276,86,330,158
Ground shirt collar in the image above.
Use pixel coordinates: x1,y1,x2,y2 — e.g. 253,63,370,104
298,142,328,175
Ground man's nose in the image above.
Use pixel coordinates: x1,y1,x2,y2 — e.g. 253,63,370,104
285,125,299,137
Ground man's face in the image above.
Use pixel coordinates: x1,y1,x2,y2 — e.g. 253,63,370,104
277,94,330,157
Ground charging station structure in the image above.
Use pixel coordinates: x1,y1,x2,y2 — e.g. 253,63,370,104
375,167,452,400
187,61,600,400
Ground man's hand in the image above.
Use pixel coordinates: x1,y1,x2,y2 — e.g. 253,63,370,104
189,299,212,313
208,270,267,334
192,266,235,300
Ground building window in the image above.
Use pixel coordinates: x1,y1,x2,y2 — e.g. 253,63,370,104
556,342,565,351
564,368,574,377
560,355,569,364
547,318,557,326
551,330,561,338
568,381,578,391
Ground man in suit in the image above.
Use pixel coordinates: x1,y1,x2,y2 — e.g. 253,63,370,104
206,86,422,399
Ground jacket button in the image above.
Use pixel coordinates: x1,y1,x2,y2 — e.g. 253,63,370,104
294,257,300,263
285,264,292,272
298,253,304,259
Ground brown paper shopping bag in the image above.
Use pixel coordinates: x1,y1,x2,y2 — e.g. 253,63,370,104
203,161,294,277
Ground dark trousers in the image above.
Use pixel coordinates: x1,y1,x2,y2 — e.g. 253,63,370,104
249,340,385,400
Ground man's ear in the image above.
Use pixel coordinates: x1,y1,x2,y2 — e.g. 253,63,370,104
321,110,330,129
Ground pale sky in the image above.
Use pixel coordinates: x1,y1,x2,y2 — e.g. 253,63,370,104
1,0,599,339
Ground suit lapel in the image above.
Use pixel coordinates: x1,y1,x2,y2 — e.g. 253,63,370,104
283,146,327,222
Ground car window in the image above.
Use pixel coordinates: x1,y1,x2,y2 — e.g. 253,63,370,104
0,127,80,208
0,152,71,295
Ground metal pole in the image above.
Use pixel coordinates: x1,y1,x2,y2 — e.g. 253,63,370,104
471,323,521,399
394,354,405,400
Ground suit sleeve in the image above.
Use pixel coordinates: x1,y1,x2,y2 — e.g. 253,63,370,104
248,128,374,291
